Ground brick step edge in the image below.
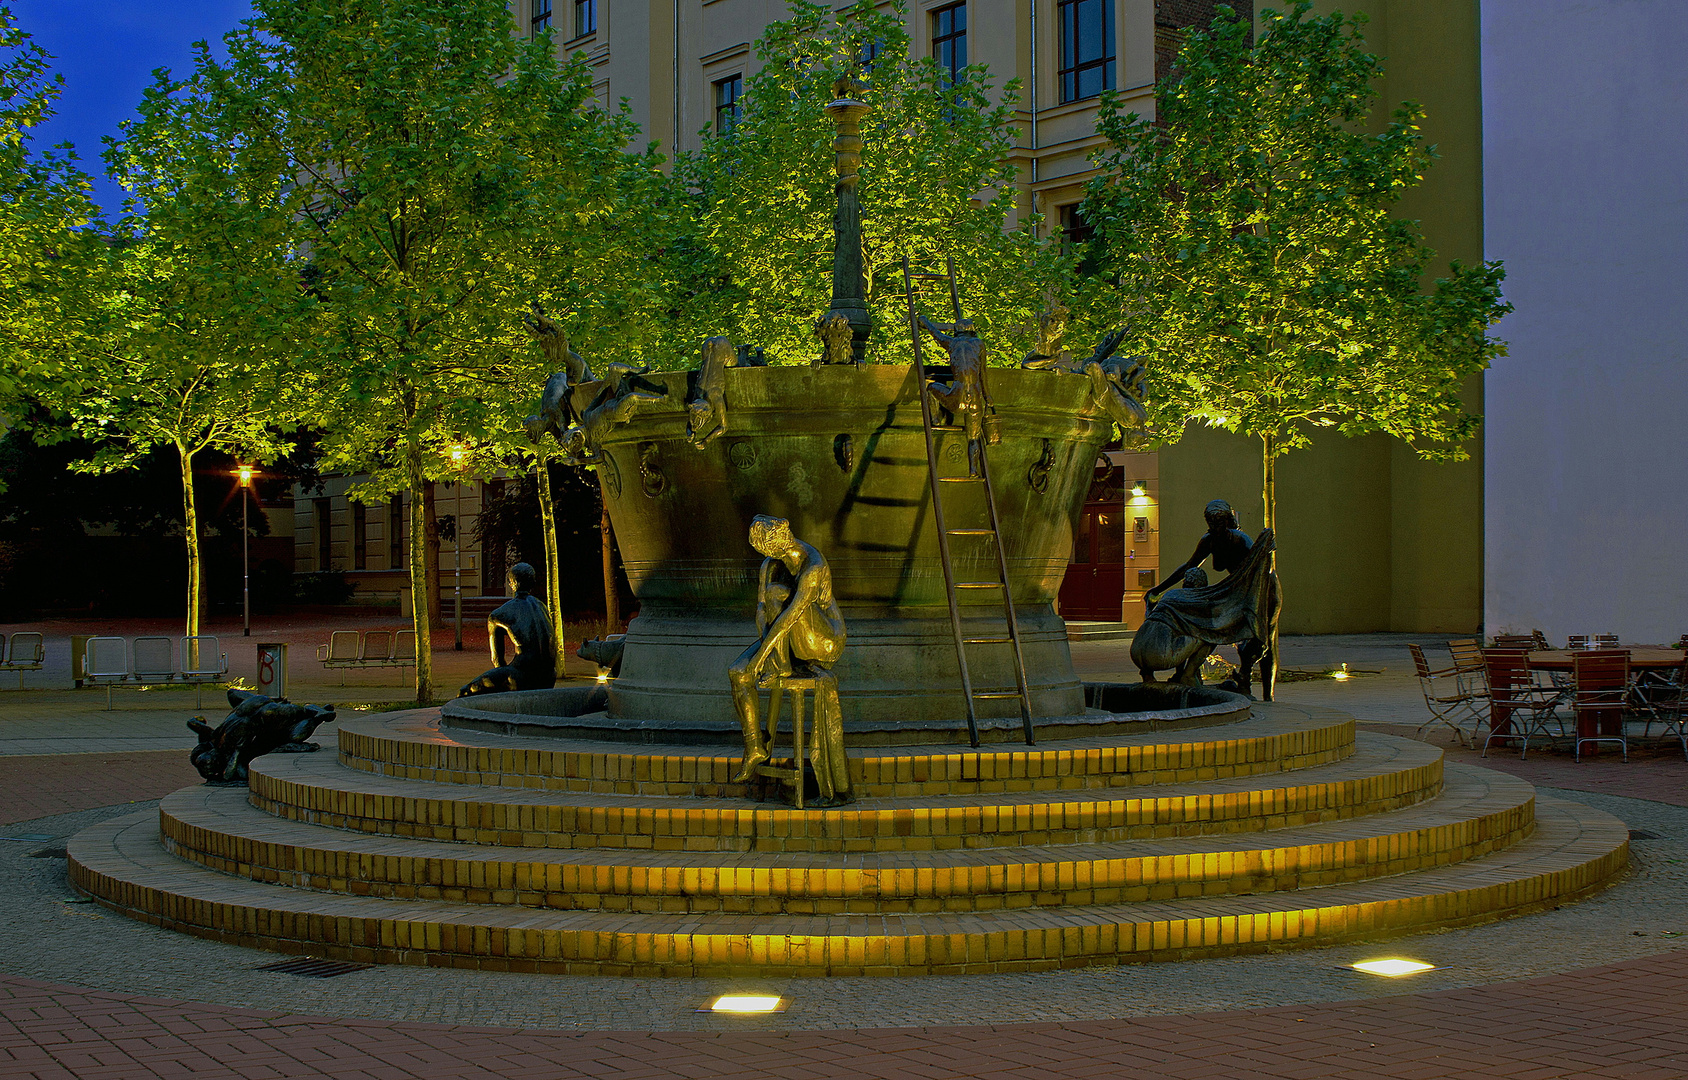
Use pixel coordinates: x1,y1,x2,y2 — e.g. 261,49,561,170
157,765,1537,912
66,797,1629,977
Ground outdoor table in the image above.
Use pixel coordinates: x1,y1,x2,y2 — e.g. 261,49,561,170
1490,649,1688,753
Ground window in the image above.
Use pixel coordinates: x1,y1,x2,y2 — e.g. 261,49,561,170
531,0,550,35
573,0,596,38
932,3,967,86
714,74,743,135
1060,203,1101,275
857,37,884,73
314,498,333,571
1059,0,1115,102
389,494,405,570
352,502,367,571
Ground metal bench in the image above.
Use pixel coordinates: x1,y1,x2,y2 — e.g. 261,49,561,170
81,635,230,709
0,632,45,688
316,629,419,684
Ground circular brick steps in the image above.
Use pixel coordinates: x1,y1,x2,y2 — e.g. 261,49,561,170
157,764,1536,913
66,703,1632,976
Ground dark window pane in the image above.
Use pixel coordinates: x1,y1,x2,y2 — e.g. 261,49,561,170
532,0,550,32
932,3,967,85
1095,510,1125,564
714,74,743,134
574,0,595,37
1058,0,1114,102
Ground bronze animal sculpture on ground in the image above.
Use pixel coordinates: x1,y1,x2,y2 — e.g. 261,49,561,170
187,690,336,784
459,563,557,697
577,635,626,677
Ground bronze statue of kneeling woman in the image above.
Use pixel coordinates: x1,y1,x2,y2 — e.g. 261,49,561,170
458,562,557,697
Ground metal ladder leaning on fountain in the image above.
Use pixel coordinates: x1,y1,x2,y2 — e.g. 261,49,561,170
901,254,1037,748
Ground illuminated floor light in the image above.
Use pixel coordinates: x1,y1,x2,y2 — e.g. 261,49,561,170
595,672,610,684
1350,958,1436,977
707,994,783,1013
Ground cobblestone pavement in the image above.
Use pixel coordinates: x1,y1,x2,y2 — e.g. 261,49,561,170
1,631,1686,1077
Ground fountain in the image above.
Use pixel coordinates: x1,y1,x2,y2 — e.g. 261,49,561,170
65,94,1630,977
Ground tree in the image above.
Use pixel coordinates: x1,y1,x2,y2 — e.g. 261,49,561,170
673,0,1065,365
0,10,101,438
154,0,660,701
1081,4,1509,535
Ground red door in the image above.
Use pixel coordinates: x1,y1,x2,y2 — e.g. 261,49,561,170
1060,501,1126,620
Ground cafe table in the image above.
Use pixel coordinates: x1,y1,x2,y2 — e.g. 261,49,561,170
1517,648,1687,753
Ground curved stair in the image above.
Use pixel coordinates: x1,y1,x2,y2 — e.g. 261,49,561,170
68,703,1630,976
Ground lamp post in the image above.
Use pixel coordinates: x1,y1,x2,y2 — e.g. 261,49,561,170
450,446,466,651
237,465,254,637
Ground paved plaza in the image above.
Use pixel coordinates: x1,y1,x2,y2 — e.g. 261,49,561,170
1,621,1685,1078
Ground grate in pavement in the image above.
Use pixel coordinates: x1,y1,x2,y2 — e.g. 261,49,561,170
256,957,371,978
1629,830,1661,841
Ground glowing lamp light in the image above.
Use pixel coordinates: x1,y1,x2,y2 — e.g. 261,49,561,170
1331,663,1351,681
1350,958,1436,977
450,445,466,464
595,671,610,684
707,994,782,1013
237,465,254,485
1130,483,1147,499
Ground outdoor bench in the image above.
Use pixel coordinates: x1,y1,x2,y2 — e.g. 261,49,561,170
82,635,230,709
0,631,45,688
316,629,417,684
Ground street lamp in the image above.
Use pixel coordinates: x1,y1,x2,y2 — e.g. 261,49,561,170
236,465,255,637
450,446,467,651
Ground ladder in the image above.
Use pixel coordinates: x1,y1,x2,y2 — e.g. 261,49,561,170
901,255,1037,748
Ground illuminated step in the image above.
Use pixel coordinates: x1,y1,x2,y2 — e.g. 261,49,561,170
247,734,1444,853
158,764,1536,914
335,710,1357,798
68,796,1628,977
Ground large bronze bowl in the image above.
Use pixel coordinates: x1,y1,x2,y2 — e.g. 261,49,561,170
588,364,1113,730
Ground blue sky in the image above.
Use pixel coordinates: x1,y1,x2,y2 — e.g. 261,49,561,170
11,0,256,213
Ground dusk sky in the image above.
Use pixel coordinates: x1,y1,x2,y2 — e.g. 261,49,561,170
11,0,256,214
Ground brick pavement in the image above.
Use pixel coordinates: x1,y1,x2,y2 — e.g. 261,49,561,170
0,752,202,827
4,948,1688,1079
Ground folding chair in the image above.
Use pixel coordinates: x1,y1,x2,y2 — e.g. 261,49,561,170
1409,644,1488,746
1481,650,1563,759
1650,654,1688,760
1573,650,1630,762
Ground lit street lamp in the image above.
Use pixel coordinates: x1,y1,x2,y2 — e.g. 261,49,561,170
237,465,254,637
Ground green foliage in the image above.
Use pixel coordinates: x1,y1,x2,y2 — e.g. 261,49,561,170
1079,2,1510,463
673,0,1064,365
0,8,100,420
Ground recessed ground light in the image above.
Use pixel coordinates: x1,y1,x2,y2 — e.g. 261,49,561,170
1350,958,1436,977
706,994,784,1013
1330,663,1351,680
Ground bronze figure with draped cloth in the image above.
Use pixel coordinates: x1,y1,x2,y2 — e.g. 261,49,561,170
1131,524,1280,700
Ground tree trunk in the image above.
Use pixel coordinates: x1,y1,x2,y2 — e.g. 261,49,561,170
423,483,441,628
406,441,434,703
600,497,619,634
535,458,565,678
1260,432,1280,701
178,443,200,640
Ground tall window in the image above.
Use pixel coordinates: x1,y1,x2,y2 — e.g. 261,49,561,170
531,0,550,35
714,74,743,134
314,498,333,571
932,4,967,86
389,494,405,570
573,0,596,37
352,502,367,571
1059,0,1115,102
1060,203,1101,275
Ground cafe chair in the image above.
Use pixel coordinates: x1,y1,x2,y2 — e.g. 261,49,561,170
1481,649,1563,759
1490,634,1538,650
1409,644,1488,746
1650,654,1688,760
1572,650,1631,763
1568,633,1620,650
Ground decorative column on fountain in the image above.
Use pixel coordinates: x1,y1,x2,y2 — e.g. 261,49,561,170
824,83,872,364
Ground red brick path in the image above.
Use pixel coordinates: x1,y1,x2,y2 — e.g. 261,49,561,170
0,752,201,827
5,949,1688,1079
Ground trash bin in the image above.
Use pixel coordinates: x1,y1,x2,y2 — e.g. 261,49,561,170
256,642,288,698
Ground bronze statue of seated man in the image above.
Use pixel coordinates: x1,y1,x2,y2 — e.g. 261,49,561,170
727,515,852,805
458,562,557,697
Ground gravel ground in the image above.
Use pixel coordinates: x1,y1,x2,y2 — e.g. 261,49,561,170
4,788,1684,1033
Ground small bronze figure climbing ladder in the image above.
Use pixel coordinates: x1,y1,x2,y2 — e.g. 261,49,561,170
901,254,1037,748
